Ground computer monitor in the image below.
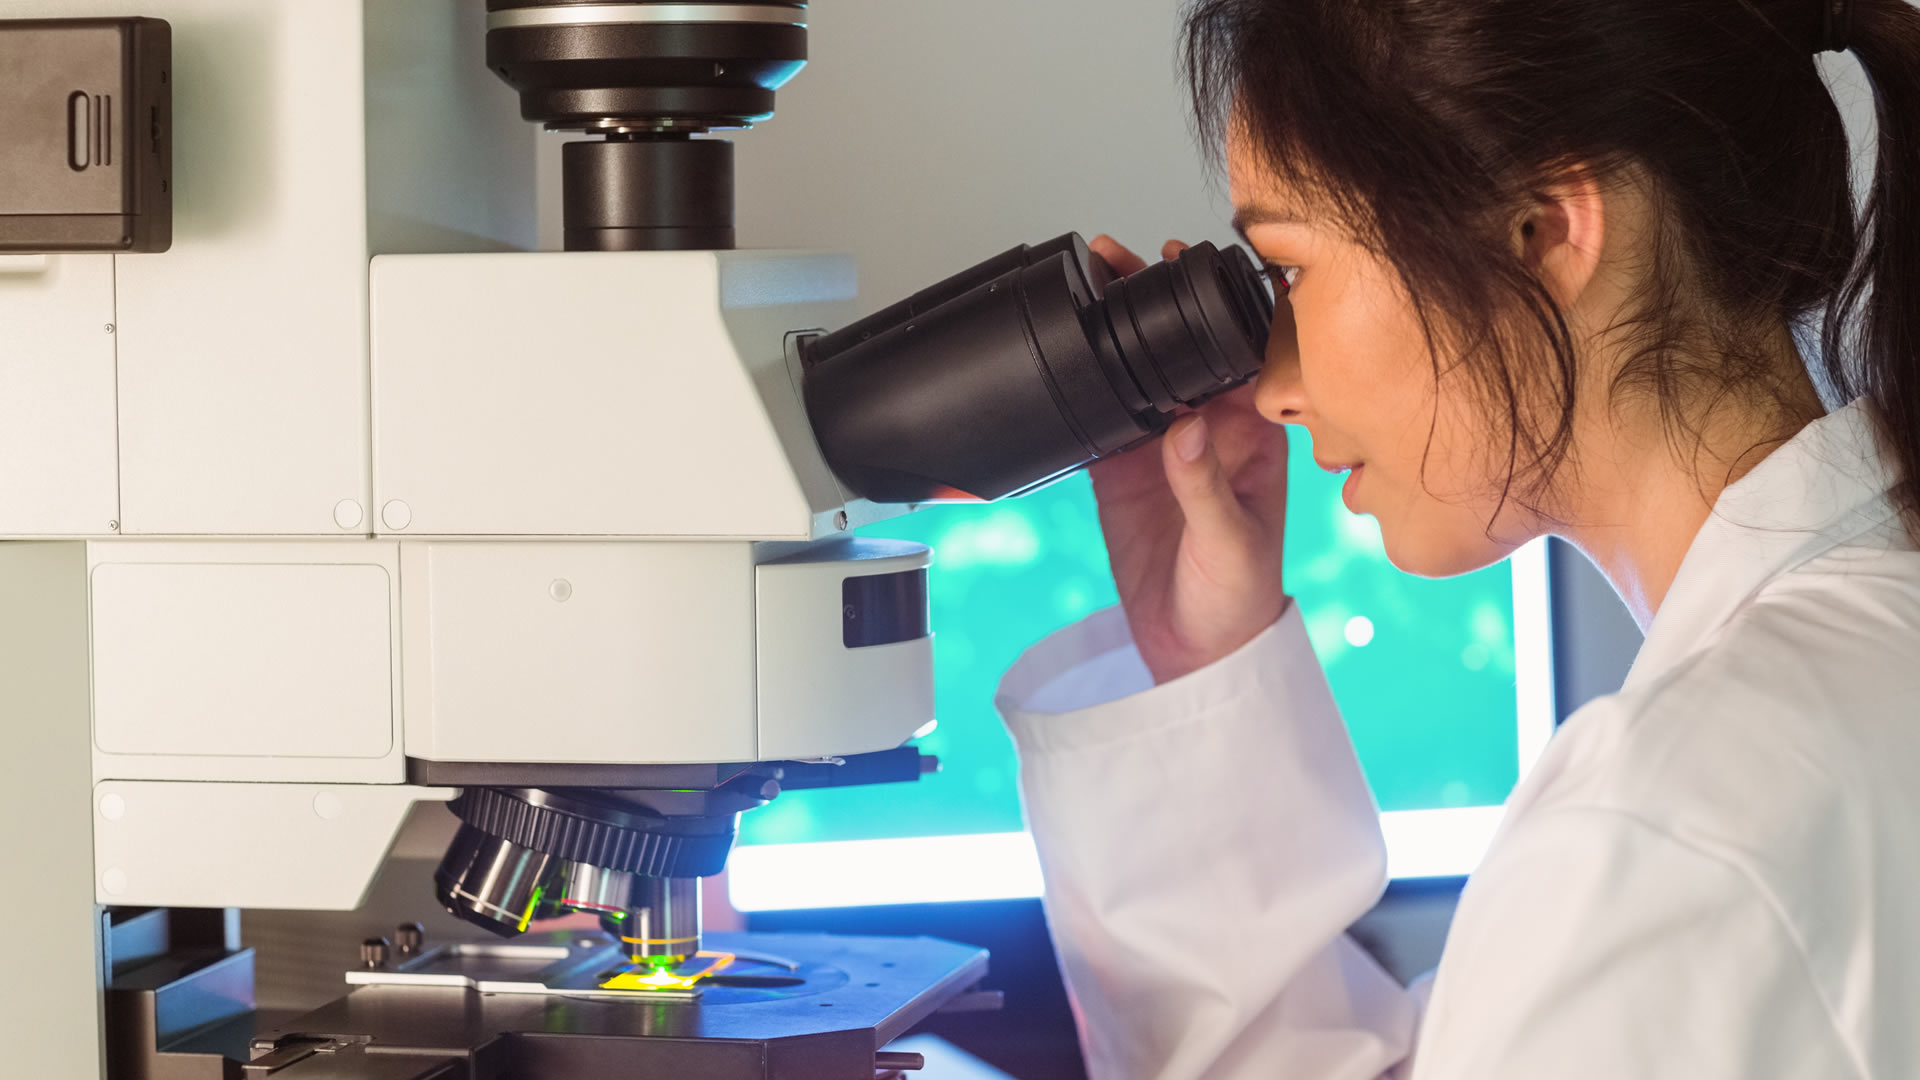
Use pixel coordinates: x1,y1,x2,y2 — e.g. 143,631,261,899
730,433,1556,912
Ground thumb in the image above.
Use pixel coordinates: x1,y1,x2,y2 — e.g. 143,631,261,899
1162,415,1254,546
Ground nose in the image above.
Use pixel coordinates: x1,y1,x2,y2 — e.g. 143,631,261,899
1252,302,1308,424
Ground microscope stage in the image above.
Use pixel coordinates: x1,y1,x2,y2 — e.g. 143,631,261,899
346,930,846,1002
250,931,994,1079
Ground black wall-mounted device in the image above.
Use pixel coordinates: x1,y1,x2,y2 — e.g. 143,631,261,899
0,17,171,253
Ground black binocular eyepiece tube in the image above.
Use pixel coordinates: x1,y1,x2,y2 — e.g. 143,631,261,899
802,234,1276,504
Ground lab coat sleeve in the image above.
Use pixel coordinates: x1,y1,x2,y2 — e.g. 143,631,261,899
996,603,1421,1080
1412,804,1861,1079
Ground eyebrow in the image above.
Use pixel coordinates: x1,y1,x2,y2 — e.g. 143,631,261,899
1230,205,1307,245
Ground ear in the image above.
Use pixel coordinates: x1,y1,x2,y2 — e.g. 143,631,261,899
1517,168,1606,309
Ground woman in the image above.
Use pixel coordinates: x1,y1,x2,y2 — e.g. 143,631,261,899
995,0,1920,1076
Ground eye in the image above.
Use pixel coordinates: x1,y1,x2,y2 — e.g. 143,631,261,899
1262,263,1302,291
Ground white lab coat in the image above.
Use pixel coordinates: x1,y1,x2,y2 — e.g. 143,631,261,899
996,399,1920,1079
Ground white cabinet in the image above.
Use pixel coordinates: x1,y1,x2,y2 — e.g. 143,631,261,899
0,255,119,537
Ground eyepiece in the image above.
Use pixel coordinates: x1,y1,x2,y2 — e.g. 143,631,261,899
802,235,1274,503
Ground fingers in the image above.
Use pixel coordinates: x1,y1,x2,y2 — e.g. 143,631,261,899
1089,234,1148,277
1161,414,1257,549
1175,390,1291,542
1210,396,1292,535
1089,236,1195,281
1090,436,1180,507
1198,388,1284,478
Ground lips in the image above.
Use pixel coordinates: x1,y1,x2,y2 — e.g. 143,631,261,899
1314,458,1362,475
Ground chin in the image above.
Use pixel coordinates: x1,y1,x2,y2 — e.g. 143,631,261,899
1379,518,1517,579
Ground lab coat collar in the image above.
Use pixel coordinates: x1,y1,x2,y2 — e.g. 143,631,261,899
1622,398,1902,692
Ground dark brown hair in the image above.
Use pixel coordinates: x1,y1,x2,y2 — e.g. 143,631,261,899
1183,0,1920,531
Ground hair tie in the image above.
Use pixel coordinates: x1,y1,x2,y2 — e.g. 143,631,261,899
1820,0,1853,53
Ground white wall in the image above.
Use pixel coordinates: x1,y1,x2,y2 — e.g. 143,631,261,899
631,0,1237,312
538,1,1233,290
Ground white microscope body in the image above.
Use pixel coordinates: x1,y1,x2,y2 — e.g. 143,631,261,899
0,2,939,1075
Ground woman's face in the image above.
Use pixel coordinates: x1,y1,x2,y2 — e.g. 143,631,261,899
1228,136,1539,577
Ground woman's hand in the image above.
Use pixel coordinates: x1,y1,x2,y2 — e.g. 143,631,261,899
1088,235,1293,684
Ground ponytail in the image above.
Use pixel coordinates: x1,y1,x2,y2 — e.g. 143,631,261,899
1823,0,1920,537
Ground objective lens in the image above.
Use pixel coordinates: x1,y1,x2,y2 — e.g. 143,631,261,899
600,876,703,964
802,235,1273,503
434,825,564,937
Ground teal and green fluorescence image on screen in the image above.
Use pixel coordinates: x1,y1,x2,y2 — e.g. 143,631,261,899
739,428,1521,850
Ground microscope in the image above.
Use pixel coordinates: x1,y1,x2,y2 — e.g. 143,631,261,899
0,3,1272,1077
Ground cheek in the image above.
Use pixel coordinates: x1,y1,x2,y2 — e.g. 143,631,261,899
1287,260,1532,573
1296,278,1438,466
1364,354,1536,574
